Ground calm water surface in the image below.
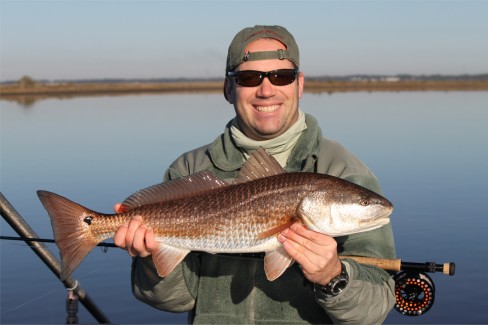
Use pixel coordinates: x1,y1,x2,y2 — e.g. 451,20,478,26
1,91,487,324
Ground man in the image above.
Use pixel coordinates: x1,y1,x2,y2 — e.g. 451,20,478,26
114,25,396,324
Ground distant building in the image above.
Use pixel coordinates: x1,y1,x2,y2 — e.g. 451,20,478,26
383,77,400,82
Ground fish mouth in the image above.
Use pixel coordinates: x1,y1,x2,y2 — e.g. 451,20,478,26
358,205,392,229
368,208,393,224
360,217,390,228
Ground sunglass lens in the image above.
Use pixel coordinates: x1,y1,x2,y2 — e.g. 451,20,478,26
269,70,296,86
231,69,298,87
235,71,262,87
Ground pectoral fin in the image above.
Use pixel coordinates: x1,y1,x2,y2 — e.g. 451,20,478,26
152,243,190,278
257,219,296,240
264,246,295,281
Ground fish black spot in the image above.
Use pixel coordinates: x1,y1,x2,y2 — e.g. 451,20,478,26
84,216,93,225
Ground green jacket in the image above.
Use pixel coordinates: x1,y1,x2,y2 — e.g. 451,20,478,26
131,114,396,324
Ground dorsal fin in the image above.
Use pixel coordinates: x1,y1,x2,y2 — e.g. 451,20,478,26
121,171,228,211
234,147,285,184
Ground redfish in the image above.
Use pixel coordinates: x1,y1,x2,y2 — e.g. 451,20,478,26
37,148,393,281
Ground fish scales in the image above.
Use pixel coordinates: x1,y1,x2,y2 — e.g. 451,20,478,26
114,173,314,252
37,148,393,281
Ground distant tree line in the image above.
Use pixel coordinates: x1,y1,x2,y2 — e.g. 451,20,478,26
1,74,488,85
307,73,488,82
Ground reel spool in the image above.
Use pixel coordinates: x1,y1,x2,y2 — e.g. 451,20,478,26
394,271,435,316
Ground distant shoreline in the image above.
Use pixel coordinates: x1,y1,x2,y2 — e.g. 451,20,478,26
1,80,487,99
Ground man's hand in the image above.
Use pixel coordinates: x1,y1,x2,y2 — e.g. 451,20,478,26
113,204,157,257
279,223,342,286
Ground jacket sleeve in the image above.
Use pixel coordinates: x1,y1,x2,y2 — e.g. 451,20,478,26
317,259,396,324
131,256,195,312
315,222,396,324
315,138,397,323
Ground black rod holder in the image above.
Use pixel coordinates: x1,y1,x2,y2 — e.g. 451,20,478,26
0,192,111,324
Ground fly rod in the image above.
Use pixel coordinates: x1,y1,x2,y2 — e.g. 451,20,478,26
2,231,456,317
1,235,455,275
0,235,117,248
340,255,455,276
0,192,111,324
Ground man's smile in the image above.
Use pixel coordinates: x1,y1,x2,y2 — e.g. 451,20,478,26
254,104,281,113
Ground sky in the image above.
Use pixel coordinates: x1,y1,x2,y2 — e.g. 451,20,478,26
1,0,487,82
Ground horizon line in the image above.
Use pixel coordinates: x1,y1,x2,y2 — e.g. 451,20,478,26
2,72,488,84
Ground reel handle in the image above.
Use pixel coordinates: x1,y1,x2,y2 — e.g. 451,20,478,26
340,256,455,275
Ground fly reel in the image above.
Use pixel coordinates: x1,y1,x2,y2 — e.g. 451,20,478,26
342,256,455,316
393,271,435,316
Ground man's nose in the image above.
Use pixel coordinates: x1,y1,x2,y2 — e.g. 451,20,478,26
256,77,275,98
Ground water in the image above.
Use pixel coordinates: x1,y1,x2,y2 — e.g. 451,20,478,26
1,91,487,324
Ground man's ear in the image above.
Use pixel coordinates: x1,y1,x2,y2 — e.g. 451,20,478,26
297,71,305,99
224,78,234,104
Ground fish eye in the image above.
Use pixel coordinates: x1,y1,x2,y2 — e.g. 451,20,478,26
359,199,370,206
83,216,93,225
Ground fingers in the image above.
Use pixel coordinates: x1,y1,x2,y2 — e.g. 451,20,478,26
279,223,340,284
144,227,157,251
113,215,155,258
114,203,123,213
279,223,336,257
125,216,144,256
114,221,129,248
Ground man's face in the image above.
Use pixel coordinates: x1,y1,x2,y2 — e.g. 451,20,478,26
225,38,304,141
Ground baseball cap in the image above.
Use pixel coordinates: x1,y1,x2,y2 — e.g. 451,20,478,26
225,25,300,73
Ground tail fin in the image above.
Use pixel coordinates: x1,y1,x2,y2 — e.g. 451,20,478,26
37,190,101,280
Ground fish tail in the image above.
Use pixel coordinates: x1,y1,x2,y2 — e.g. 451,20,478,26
37,190,103,281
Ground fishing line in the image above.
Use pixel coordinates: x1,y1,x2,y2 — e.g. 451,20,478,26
1,235,118,281
1,287,61,315
74,259,114,280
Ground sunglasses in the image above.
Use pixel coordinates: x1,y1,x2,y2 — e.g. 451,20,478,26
227,69,299,87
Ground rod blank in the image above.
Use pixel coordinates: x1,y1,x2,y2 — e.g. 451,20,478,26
1,234,456,276
0,235,117,248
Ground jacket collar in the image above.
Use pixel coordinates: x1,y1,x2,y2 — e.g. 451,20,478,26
209,114,322,173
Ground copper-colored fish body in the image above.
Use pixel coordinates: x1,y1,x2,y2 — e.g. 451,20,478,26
37,148,393,281
124,173,317,252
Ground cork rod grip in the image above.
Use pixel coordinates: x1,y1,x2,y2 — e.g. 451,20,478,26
340,256,456,275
